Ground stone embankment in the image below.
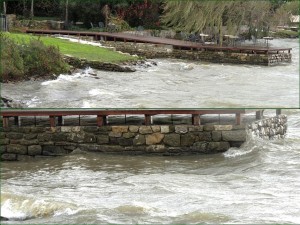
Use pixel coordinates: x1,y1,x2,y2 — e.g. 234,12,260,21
63,55,136,72
248,115,287,139
103,42,292,66
1,124,246,161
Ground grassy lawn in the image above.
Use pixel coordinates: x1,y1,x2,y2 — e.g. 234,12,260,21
7,33,138,63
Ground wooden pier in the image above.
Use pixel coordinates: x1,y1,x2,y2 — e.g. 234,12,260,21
1,109,245,128
26,29,292,55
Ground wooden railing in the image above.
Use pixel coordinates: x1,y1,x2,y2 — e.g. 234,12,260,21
26,29,292,54
0,109,245,128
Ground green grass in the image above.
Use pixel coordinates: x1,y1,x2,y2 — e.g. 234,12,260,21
8,33,138,63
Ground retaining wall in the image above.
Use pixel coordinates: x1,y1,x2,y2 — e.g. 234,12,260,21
103,42,291,66
0,124,246,161
248,115,288,139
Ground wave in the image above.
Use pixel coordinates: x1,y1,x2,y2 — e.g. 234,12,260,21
1,192,79,221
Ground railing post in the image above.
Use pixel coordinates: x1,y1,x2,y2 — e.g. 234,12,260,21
14,116,19,126
97,115,104,127
256,110,263,120
192,114,200,125
3,116,9,128
49,116,56,127
57,116,63,126
145,114,151,125
276,109,281,116
236,113,241,125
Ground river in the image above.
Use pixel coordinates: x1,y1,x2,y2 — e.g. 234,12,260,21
1,109,300,224
1,38,299,108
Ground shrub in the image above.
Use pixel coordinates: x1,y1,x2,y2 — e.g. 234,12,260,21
0,33,69,82
272,30,299,38
0,32,24,81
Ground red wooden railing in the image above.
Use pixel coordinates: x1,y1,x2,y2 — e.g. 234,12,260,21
0,109,245,128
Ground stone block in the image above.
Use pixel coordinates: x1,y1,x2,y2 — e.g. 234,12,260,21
0,138,9,145
7,144,27,155
197,132,212,141
212,131,222,141
146,145,166,153
71,126,81,132
6,132,23,140
118,137,133,146
61,127,73,132
83,133,96,143
24,133,38,140
214,125,233,131
151,126,160,133
175,125,188,134
133,135,146,146
164,134,180,147
97,135,109,144
67,132,86,143
146,133,164,145
0,145,7,154
191,142,208,152
112,126,128,133
222,130,246,142
207,142,230,152
20,139,39,145
28,145,42,155
37,133,52,142
181,133,195,147
109,137,119,145
42,146,68,156
11,127,31,133
188,126,204,132
30,127,45,133
108,131,122,138
98,126,112,132
0,132,5,139
82,126,98,133
129,126,139,133
232,125,246,130
123,132,136,139
139,126,153,134
203,125,214,131
52,133,68,142
1,153,17,161
93,145,124,152
161,126,170,134
78,144,103,152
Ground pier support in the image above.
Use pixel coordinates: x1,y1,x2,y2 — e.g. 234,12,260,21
192,114,200,125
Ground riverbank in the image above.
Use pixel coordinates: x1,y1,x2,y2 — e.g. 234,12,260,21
0,33,140,82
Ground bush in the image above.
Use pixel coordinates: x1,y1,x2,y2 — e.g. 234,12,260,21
0,32,24,81
0,33,69,82
272,30,299,38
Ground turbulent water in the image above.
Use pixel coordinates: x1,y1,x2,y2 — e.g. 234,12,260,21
1,38,299,108
1,109,300,224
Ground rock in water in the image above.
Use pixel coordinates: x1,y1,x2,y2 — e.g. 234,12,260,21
1,96,25,108
0,216,9,221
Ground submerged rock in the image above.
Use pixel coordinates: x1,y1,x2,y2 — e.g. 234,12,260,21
1,96,25,108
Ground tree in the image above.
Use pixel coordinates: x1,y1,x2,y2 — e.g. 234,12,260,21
101,4,110,28
161,0,274,45
30,0,34,18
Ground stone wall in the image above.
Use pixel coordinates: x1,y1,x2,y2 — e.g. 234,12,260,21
0,124,246,161
63,55,135,72
103,41,291,66
247,115,287,139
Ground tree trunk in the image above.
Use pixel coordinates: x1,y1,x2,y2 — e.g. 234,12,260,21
3,1,6,15
30,0,34,19
218,16,224,47
65,0,69,24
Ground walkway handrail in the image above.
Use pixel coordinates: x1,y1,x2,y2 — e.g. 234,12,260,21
1,109,245,127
